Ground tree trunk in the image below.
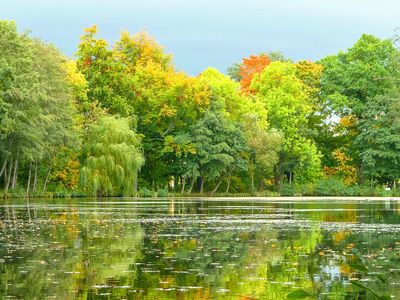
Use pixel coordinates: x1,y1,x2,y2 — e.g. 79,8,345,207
188,177,196,194
273,164,279,186
274,159,284,188
0,159,7,178
4,159,13,195
133,171,138,195
259,178,264,192
11,159,18,190
224,166,234,194
279,172,284,187
251,172,255,195
173,175,178,192
180,177,186,194
42,163,53,193
2,161,6,190
199,176,204,194
26,163,32,196
211,177,223,195
33,162,38,193
225,176,231,194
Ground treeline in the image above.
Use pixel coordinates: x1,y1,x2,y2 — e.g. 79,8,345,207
1,20,400,197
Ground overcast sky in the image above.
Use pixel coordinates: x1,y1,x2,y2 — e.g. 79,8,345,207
1,0,399,75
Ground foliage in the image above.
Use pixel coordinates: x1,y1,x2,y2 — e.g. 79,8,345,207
356,90,400,183
80,115,144,196
244,115,282,193
168,103,247,193
227,51,289,84
319,34,400,183
239,54,271,93
323,149,358,185
320,34,400,117
76,25,133,116
51,148,80,190
252,61,322,184
312,177,384,196
138,187,156,197
226,62,242,82
2,20,400,197
0,20,78,196
157,188,169,197
280,183,295,196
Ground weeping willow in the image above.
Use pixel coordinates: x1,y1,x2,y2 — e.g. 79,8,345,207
80,116,144,196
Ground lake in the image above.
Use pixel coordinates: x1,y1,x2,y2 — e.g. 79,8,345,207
0,198,399,299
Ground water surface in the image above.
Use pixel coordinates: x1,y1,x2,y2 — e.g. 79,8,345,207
0,198,399,299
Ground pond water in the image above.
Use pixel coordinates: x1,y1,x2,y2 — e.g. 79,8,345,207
0,198,399,299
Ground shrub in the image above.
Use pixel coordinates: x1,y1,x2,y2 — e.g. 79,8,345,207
263,190,280,197
9,187,26,198
313,177,393,196
157,188,169,197
70,190,86,197
295,183,316,196
53,189,71,198
315,177,346,196
139,188,156,197
280,184,295,196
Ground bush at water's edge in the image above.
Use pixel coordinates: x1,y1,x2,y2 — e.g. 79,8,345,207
1,177,398,199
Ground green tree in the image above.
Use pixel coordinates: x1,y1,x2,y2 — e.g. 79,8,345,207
76,25,135,117
252,61,322,184
244,115,282,193
0,20,77,195
76,26,211,190
115,29,210,189
320,34,400,183
320,34,400,117
168,103,247,194
226,62,242,82
80,115,144,196
356,90,400,186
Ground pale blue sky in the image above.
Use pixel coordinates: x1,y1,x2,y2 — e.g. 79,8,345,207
1,0,399,75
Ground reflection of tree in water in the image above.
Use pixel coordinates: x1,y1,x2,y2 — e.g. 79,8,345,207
134,221,400,299
290,201,400,224
1,200,400,299
131,216,323,299
0,201,144,299
321,230,400,299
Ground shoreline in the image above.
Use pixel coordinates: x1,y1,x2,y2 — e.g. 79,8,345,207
167,196,400,201
2,196,400,202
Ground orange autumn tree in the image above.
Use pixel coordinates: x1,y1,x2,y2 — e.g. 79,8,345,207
323,149,358,185
239,54,271,93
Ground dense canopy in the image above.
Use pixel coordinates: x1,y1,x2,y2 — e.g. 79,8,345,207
1,20,400,197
